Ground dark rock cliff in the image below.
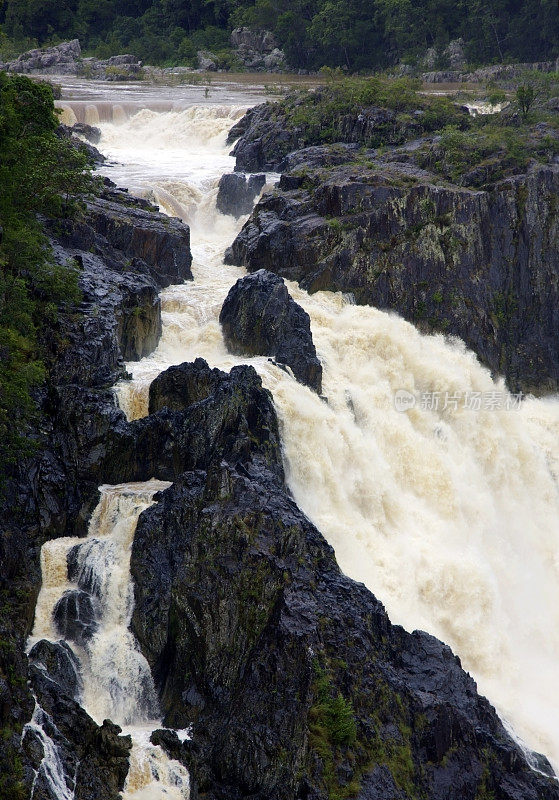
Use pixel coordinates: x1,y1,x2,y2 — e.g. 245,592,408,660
216,172,266,217
129,358,559,800
226,152,559,393
227,100,468,174
0,184,192,800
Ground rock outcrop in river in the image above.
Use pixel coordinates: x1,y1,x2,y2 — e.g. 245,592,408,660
227,105,559,393
0,39,144,80
220,270,323,393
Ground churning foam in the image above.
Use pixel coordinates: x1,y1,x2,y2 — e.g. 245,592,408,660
98,104,559,770
29,481,190,799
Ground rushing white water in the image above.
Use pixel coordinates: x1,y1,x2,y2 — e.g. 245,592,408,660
24,703,77,800
29,481,190,800
93,100,559,773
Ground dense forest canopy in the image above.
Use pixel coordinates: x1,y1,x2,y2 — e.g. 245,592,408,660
0,0,557,70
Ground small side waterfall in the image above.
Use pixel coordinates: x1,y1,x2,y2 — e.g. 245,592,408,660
24,704,78,800
27,481,190,800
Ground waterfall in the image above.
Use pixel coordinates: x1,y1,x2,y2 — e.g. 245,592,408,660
23,703,78,800
28,481,190,799
95,102,559,772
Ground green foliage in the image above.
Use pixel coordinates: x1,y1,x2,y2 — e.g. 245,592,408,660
311,666,357,747
275,76,466,149
417,109,559,187
0,73,95,485
516,84,537,120
0,0,558,71
308,663,358,800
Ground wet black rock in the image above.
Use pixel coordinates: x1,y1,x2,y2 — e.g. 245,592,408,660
227,99,467,173
220,270,322,392
24,666,132,800
71,123,102,144
44,183,191,388
150,728,187,761
47,360,283,516
67,538,119,603
57,123,106,164
216,172,266,217
148,357,231,413
129,362,284,481
0,181,194,798
85,192,192,289
227,156,559,394
130,455,559,800
228,102,299,172
53,589,99,645
28,639,83,701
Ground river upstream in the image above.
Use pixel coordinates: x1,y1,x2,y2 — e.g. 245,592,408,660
28,76,559,795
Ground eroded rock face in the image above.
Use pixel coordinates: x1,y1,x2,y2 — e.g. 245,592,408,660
220,270,323,393
80,54,143,81
227,100,468,173
216,172,266,217
53,589,99,645
23,667,131,800
1,39,82,75
230,27,286,72
148,357,231,413
71,123,102,144
28,640,83,702
45,182,191,388
85,192,192,289
0,181,192,796
227,156,559,393
0,39,143,80
130,453,559,800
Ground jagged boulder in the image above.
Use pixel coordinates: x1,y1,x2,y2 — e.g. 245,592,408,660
53,589,99,646
84,193,192,288
227,99,467,172
197,51,217,71
49,360,284,505
216,172,266,216
148,357,230,413
219,270,322,393
2,39,81,75
28,640,83,701
444,38,467,69
71,123,101,144
23,667,131,800
80,54,143,81
56,123,105,164
230,27,286,72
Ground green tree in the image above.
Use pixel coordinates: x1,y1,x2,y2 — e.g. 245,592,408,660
0,73,95,482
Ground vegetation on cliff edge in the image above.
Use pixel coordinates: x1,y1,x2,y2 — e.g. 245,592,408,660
0,72,96,484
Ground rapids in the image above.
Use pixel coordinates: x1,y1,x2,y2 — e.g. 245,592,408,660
96,98,559,771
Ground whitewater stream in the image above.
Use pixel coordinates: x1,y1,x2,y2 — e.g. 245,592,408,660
28,78,559,796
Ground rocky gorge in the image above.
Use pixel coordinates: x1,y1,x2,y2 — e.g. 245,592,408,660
3,81,559,800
